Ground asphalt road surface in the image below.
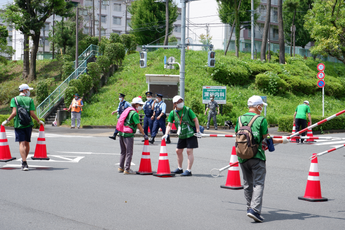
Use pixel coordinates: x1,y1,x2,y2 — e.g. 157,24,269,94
1,127,345,230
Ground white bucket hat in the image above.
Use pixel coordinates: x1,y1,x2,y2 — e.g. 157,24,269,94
131,97,144,105
173,95,184,103
19,84,33,91
247,95,268,106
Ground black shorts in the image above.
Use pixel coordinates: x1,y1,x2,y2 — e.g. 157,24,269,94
177,136,198,149
15,127,32,142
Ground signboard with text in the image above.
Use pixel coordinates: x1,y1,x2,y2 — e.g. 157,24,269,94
202,86,227,104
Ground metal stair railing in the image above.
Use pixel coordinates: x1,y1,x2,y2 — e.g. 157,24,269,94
73,44,99,68
37,45,99,118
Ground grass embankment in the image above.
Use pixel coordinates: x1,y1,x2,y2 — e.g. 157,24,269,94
68,49,345,129
0,59,63,114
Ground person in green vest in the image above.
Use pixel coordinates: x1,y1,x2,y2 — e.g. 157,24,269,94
2,84,44,171
235,95,288,223
293,100,312,144
162,95,202,176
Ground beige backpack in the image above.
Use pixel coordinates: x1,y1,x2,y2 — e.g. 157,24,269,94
235,115,259,159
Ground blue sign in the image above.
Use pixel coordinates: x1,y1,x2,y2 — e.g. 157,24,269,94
317,80,325,88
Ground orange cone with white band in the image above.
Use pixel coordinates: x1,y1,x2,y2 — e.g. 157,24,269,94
298,153,327,202
153,139,175,177
0,125,16,162
32,125,49,160
136,140,153,175
221,146,243,190
306,122,315,142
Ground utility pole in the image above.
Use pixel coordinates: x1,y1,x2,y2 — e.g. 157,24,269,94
251,0,254,60
43,24,45,55
163,0,169,45
52,14,55,59
180,0,186,99
124,0,128,34
293,25,296,57
93,0,95,36
99,0,102,42
75,7,79,69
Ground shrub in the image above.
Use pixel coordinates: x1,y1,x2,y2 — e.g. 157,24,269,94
36,79,55,104
120,34,135,52
110,33,122,43
79,73,93,93
255,72,290,95
62,57,74,80
222,101,233,114
68,79,84,96
64,86,78,106
104,43,126,66
87,62,101,91
210,61,251,86
96,56,111,74
189,96,204,114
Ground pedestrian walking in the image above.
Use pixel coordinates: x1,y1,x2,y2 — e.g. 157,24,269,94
293,100,312,144
117,97,148,174
142,91,154,142
109,93,131,140
204,94,219,130
67,93,83,129
1,84,45,171
149,93,169,144
163,95,202,176
235,95,288,222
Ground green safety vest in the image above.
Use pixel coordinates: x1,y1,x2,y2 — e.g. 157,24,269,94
173,107,195,139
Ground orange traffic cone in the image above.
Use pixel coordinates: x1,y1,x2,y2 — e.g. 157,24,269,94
0,125,16,162
221,146,243,190
153,139,175,177
32,125,50,160
291,124,297,143
136,140,153,175
306,122,315,142
171,123,177,133
298,153,327,202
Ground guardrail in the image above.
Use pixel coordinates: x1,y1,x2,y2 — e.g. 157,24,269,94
37,45,99,118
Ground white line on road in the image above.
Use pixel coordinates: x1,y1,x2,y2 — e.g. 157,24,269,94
56,151,119,155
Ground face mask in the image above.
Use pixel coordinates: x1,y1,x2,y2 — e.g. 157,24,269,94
119,98,123,102
147,97,152,101
25,91,30,97
176,102,184,109
155,98,159,102
75,97,78,100
257,105,263,114
137,106,143,111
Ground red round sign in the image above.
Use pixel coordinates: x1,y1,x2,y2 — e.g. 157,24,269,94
317,80,325,88
317,63,325,72
317,71,325,79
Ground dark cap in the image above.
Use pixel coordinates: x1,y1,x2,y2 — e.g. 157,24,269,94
145,91,153,96
156,93,163,98
75,93,79,97
119,93,125,98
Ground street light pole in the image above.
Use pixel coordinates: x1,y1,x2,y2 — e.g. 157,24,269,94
180,0,186,99
75,7,79,69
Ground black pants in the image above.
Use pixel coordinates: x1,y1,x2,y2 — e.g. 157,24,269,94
295,118,307,143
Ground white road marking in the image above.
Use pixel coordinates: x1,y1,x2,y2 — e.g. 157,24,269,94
115,162,136,166
56,151,119,155
1,164,52,169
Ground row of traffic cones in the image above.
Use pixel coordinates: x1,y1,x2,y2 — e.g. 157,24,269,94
219,145,327,202
0,125,49,163
291,122,315,143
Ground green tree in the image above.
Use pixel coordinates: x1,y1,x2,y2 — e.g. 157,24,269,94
0,25,14,65
48,18,75,55
283,0,314,51
198,34,213,51
2,0,69,82
128,0,178,45
304,0,345,64
217,0,260,57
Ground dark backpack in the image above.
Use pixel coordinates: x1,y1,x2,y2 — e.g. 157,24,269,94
235,115,260,159
14,97,32,126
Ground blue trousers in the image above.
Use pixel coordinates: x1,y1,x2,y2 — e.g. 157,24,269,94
151,117,166,137
144,116,154,136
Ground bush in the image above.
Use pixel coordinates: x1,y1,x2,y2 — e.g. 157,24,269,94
223,101,233,114
96,55,111,74
78,73,93,94
210,61,251,86
62,57,74,80
110,33,122,43
87,62,101,91
104,43,126,66
255,72,290,95
64,86,78,107
68,79,84,96
36,79,54,104
189,96,204,114
278,115,345,132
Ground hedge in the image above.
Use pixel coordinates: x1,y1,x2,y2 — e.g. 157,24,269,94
0,114,45,129
278,115,345,133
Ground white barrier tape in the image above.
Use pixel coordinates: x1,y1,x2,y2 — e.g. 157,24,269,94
308,176,320,181
159,156,169,160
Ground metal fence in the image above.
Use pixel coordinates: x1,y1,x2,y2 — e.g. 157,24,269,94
36,44,99,118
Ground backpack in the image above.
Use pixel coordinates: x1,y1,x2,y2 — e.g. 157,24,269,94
116,107,136,133
235,115,260,159
14,97,32,126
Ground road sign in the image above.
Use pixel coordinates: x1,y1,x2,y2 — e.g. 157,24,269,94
317,72,325,80
317,80,325,88
317,63,325,72
167,56,175,64
202,86,226,104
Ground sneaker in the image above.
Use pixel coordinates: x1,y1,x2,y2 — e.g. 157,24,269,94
171,168,183,174
109,135,116,140
181,170,192,176
215,127,218,130
71,127,75,129
206,127,209,130
22,162,29,171
118,167,124,173
123,169,135,175
247,208,264,223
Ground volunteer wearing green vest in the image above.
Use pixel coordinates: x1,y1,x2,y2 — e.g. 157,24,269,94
1,84,44,171
163,95,202,177
235,95,287,223
293,100,312,144
118,97,148,175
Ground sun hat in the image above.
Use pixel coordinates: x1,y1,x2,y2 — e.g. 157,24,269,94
19,84,33,91
247,95,268,106
131,97,145,105
173,95,183,103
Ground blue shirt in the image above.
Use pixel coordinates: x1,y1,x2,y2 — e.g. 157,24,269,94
143,100,154,116
154,101,166,114
116,101,131,114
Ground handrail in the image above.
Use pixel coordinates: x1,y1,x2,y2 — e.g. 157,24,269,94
37,45,99,118
73,44,98,68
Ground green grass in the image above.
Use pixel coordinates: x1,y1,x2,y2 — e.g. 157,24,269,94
71,49,345,127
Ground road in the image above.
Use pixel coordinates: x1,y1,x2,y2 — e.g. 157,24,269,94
1,126,345,230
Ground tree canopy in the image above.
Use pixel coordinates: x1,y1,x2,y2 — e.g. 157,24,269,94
128,0,178,45
304,0,345,64
0,25,14,65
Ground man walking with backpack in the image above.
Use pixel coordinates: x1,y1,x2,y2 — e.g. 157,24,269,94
2,84,44,171
116,97,148,174
235,95,288,222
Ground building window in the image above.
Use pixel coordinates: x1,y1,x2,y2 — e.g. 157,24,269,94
114,3,121,11
113,17,121,25
258,5,266,21
101,15,106,23
84,27,90,34
272,27,279,40
45,40,49,46
101,29,106,36
101,4,107,10
174,25,181,33
127,19,131,27
271,8,278,23
177,13,181,20
85,0,92,7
